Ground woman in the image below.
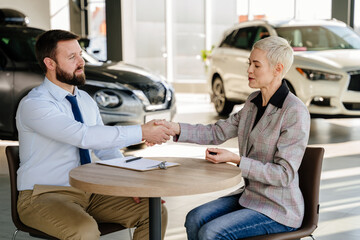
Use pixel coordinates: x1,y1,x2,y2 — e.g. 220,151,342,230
166,36,310,239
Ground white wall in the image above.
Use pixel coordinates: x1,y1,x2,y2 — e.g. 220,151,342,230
0,0,51,30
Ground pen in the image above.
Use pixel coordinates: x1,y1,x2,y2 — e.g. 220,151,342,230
125,156,142,163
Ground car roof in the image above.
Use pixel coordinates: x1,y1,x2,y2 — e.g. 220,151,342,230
0,24,44,32
269,19,347,28
226,18,347,32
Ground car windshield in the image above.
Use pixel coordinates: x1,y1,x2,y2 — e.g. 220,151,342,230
275,25,360,51
0,29,41,62
81,50,101,64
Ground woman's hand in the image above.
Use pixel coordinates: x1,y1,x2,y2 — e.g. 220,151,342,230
205,148,241,165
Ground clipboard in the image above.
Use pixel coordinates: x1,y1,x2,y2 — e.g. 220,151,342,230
96,156,180,171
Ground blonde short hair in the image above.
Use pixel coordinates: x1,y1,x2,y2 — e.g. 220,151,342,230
252,36,293,78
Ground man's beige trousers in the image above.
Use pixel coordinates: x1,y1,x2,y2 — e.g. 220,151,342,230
18,185,167,240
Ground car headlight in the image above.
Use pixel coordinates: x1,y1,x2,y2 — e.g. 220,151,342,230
132,90,150,106
296,68,342,81
94,90,122,108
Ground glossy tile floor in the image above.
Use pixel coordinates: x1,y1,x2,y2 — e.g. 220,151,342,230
1,93,360,240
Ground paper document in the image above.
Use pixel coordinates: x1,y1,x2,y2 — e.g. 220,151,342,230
96,156,180,171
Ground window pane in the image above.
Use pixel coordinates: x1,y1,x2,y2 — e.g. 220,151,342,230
87,0,107,61
135,0,166,76
172,0,205,81
211,0,237,47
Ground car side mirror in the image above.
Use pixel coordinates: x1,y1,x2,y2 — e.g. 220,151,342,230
79,38,90,49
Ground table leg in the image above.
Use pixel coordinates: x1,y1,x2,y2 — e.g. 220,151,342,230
149,197,161,240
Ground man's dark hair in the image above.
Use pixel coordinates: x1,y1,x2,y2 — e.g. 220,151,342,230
35,30,80,73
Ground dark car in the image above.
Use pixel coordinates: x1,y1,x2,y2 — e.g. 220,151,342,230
0,9,176,141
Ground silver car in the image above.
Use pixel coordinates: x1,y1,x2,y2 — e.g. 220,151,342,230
208,19,360,117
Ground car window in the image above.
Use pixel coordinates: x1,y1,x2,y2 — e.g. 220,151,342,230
0,29,41,62
219,29,237,48
0,49,7,69
232,27,256,50
325,25,360,49
0,28,100,65
276,25,360,51
253,27,270,44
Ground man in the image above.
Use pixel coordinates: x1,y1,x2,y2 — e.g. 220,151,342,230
15,29,173,240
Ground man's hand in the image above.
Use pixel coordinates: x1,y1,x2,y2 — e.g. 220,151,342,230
141,119,175,145
144,120,180,146
154,120,181,135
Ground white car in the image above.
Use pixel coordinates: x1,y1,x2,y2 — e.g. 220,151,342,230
208,19,360,116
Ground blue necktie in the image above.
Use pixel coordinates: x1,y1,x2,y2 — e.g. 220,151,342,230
66,95,91,165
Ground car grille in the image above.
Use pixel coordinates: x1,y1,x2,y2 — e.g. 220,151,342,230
140,82,167,105
348,72,360,92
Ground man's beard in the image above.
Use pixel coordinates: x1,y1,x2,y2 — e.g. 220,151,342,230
56,65,86,86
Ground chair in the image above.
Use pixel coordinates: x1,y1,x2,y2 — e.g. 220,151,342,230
240,147,325,240
6,145,132,240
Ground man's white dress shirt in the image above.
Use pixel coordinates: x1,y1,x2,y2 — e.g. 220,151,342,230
16,78,142,190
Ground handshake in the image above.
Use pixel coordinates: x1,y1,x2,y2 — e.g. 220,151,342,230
141,119,180,146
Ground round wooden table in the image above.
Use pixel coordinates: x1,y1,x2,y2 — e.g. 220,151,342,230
69,157,242,240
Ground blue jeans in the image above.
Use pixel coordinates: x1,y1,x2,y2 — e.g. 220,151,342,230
185,194,297,240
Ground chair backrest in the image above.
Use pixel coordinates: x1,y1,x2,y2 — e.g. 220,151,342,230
5,145,22,230
298,147,324,231
6,145,59,239
239,146,325,240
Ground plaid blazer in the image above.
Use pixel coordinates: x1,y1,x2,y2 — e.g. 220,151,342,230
177,91,310,228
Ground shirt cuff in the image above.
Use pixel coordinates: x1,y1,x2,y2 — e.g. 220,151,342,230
120,125,142,146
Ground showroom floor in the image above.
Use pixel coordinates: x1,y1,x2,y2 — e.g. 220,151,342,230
1,93,360,240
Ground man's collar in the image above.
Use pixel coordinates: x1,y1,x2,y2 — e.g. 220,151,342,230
43,77,80,101
251,80,289,109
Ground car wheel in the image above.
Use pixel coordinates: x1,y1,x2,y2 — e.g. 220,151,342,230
212,77,235,116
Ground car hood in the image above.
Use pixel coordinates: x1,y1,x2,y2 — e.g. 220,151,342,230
85,61,166,87
295,49,360,71
85,61,171,105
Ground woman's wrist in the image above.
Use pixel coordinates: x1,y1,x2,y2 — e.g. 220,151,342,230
171,122,180,135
